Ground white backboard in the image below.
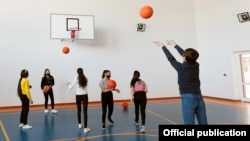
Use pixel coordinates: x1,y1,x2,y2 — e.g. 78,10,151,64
50,13,94,40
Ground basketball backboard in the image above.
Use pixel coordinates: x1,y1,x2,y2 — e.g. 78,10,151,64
50,13,94,40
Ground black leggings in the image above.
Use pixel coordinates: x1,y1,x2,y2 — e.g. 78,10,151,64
44,89,54,109
134,91,147,125
20,94,30,125
76,95,88,128
101,91,113,124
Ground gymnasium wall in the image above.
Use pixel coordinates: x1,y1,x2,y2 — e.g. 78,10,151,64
1,0,248,107
195,0,250,100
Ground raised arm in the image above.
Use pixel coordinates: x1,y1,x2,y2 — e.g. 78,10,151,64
153,40,182,71
153,41,175,61
166,40,184,56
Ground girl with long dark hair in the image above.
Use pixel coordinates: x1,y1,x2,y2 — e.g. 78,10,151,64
41,68,57,114
17,69,33,129
67,68,90,133
130,70,148,133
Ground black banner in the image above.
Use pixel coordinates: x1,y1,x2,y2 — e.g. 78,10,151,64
159,125,250,140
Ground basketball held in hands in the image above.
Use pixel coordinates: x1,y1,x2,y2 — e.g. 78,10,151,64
107,79,116,89
43,85,51,93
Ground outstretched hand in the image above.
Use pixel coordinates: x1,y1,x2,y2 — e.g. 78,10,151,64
166,40,177,46
153,41,164,46
114,89,120,93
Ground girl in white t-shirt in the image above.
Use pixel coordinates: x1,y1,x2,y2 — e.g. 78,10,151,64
67,68,90,133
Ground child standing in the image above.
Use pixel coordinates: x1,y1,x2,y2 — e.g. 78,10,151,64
99,70,120,129
17,69,33,129
41,68,57,114
130,70,148,132
67,68,90,133
153,40,208,125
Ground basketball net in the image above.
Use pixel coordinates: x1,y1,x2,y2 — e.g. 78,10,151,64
61,27,81,42
69,27,81,42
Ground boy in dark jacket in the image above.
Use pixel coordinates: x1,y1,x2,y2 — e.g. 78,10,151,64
153,40,207,125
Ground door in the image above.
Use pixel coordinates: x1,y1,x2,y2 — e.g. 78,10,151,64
235,52,250,102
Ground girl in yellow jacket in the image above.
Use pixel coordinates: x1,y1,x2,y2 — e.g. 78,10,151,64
17,69,33,129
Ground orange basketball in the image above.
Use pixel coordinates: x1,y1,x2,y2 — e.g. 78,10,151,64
140,5,154,19
122,102,128,109
43,85,51,93
107,79,116,89
62,46,70,54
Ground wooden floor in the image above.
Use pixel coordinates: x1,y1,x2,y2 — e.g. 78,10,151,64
1,96,250,113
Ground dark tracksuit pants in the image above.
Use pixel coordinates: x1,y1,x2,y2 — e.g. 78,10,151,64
101,91,113,124
133,91,147,126
20,94,30,125
44,89,55,109
76,94,88,128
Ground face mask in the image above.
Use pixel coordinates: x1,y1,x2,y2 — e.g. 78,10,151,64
106,75,111,79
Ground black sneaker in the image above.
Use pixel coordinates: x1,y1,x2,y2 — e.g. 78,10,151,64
102,124,106,129
108,118,114,124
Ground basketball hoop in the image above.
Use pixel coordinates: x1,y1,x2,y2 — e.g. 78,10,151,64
68,27,81,41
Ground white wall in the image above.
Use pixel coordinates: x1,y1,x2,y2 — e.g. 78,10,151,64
1,0,198,107
195,0,250,100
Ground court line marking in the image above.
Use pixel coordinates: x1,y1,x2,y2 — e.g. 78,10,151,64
0,120,10,141
0,102,241,141
50,131,158,141
52,104,177,141
146,109,178,125
78,132,158,141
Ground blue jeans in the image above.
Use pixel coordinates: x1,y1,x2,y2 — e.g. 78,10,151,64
181,94,207,125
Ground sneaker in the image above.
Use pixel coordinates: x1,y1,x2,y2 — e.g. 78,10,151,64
84,127,91,133
140,126,146,133
102,124,106,129
78,124,82,129
51,109,57,114
44,109,49,113
108,118,114,124
134,119,138,125
22,124,32,129
19,123,24,128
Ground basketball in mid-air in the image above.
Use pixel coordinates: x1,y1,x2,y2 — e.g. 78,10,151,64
140,5,154,19
122,102,128,109
107,79,116,89
62,46,70,54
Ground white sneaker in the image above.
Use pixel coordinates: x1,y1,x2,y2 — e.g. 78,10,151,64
134,119,138,125
51,109,57,114
44,109,49,113
140,126,146,133
84,127,91,133
19,123,24,128
78,124,82,129
22,124,32,129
